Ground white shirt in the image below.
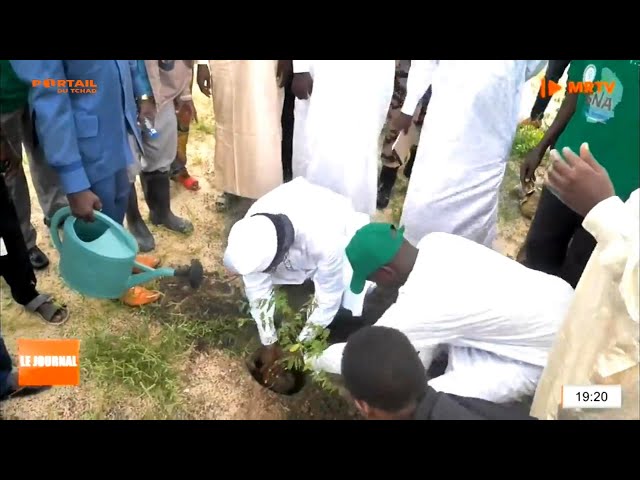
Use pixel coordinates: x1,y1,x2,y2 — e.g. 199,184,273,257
313,232,575,374
241,178,369,345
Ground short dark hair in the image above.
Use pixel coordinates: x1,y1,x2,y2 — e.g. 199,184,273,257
341,326,427,412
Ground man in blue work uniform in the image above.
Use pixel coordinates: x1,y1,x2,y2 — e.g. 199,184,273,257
9,60,161,306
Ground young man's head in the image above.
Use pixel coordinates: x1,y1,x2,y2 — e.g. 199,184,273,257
224,213,295,275
346,223,417,294
341,326,426,420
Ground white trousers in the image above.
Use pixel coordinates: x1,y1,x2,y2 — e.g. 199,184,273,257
428,346,543,404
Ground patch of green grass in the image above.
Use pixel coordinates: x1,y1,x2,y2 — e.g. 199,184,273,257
511,124,544,158
80,316,215,414
82,324,182,405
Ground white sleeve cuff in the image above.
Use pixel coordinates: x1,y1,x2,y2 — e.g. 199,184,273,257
197,60,209,65
307,343,345,375
250,300,278,346
293,60,311,73
582,195,628,245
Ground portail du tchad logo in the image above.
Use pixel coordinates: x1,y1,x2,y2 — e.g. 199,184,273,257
31,79,97,94
18,339,80,386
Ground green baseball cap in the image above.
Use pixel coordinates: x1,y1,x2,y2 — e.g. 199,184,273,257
346,223,405,294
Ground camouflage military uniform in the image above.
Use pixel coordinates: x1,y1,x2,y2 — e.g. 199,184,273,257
381,60,429,169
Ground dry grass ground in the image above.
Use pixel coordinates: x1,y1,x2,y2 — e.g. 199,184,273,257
0,69,563,420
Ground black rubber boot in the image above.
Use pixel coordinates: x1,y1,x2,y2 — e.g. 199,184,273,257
141,171,193,234
126,183,155,252
403,146,417,179
377,166,399,210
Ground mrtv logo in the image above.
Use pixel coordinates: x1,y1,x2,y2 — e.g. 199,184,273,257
32,79,97,94
539,78,616,99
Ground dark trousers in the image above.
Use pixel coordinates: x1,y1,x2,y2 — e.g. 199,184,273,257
529,60,572,121
522,186,596,288
281,76,295,182
0,175,39,306
0,336,13,397
91,168,131,225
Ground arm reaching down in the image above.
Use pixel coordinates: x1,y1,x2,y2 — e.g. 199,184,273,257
298,248,345,342
9,60,89,195
196,61,211,97
520,60,583,185
243,272,278,345
311,288,451,375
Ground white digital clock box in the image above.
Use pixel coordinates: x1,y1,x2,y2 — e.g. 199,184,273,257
562,385,622,409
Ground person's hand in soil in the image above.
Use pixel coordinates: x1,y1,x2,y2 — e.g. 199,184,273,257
547,143,615,217
291,72,313,100
197,64,212,97
520,145,545,188
393,112,413,134
246,344,284,382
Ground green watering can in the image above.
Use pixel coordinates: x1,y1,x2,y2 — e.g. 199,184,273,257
50,207,203,299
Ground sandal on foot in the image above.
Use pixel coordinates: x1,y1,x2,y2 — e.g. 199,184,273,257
24,294,69,326
215,194,228,212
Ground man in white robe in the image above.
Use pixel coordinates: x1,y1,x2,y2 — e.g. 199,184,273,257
530,144,639,420
196,60,285,209
291,60,395,216
312,222,574,403
397,60,547,248
223,177,374,382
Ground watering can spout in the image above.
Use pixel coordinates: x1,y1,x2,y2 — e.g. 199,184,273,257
126,259,204,290
126,264,176,290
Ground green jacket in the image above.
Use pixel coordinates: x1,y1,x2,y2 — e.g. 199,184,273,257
0,60,30,115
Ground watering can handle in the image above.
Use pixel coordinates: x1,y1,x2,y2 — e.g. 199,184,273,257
50,206,72,252
49,207,138,252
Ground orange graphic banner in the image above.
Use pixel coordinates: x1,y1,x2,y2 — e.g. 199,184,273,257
18,339,80,387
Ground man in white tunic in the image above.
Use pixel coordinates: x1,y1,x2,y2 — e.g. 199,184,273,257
530,144,639,420
291,60,395,216
196,60,285,209
223,177,373,370
313,222,574,403
397,60,547,248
